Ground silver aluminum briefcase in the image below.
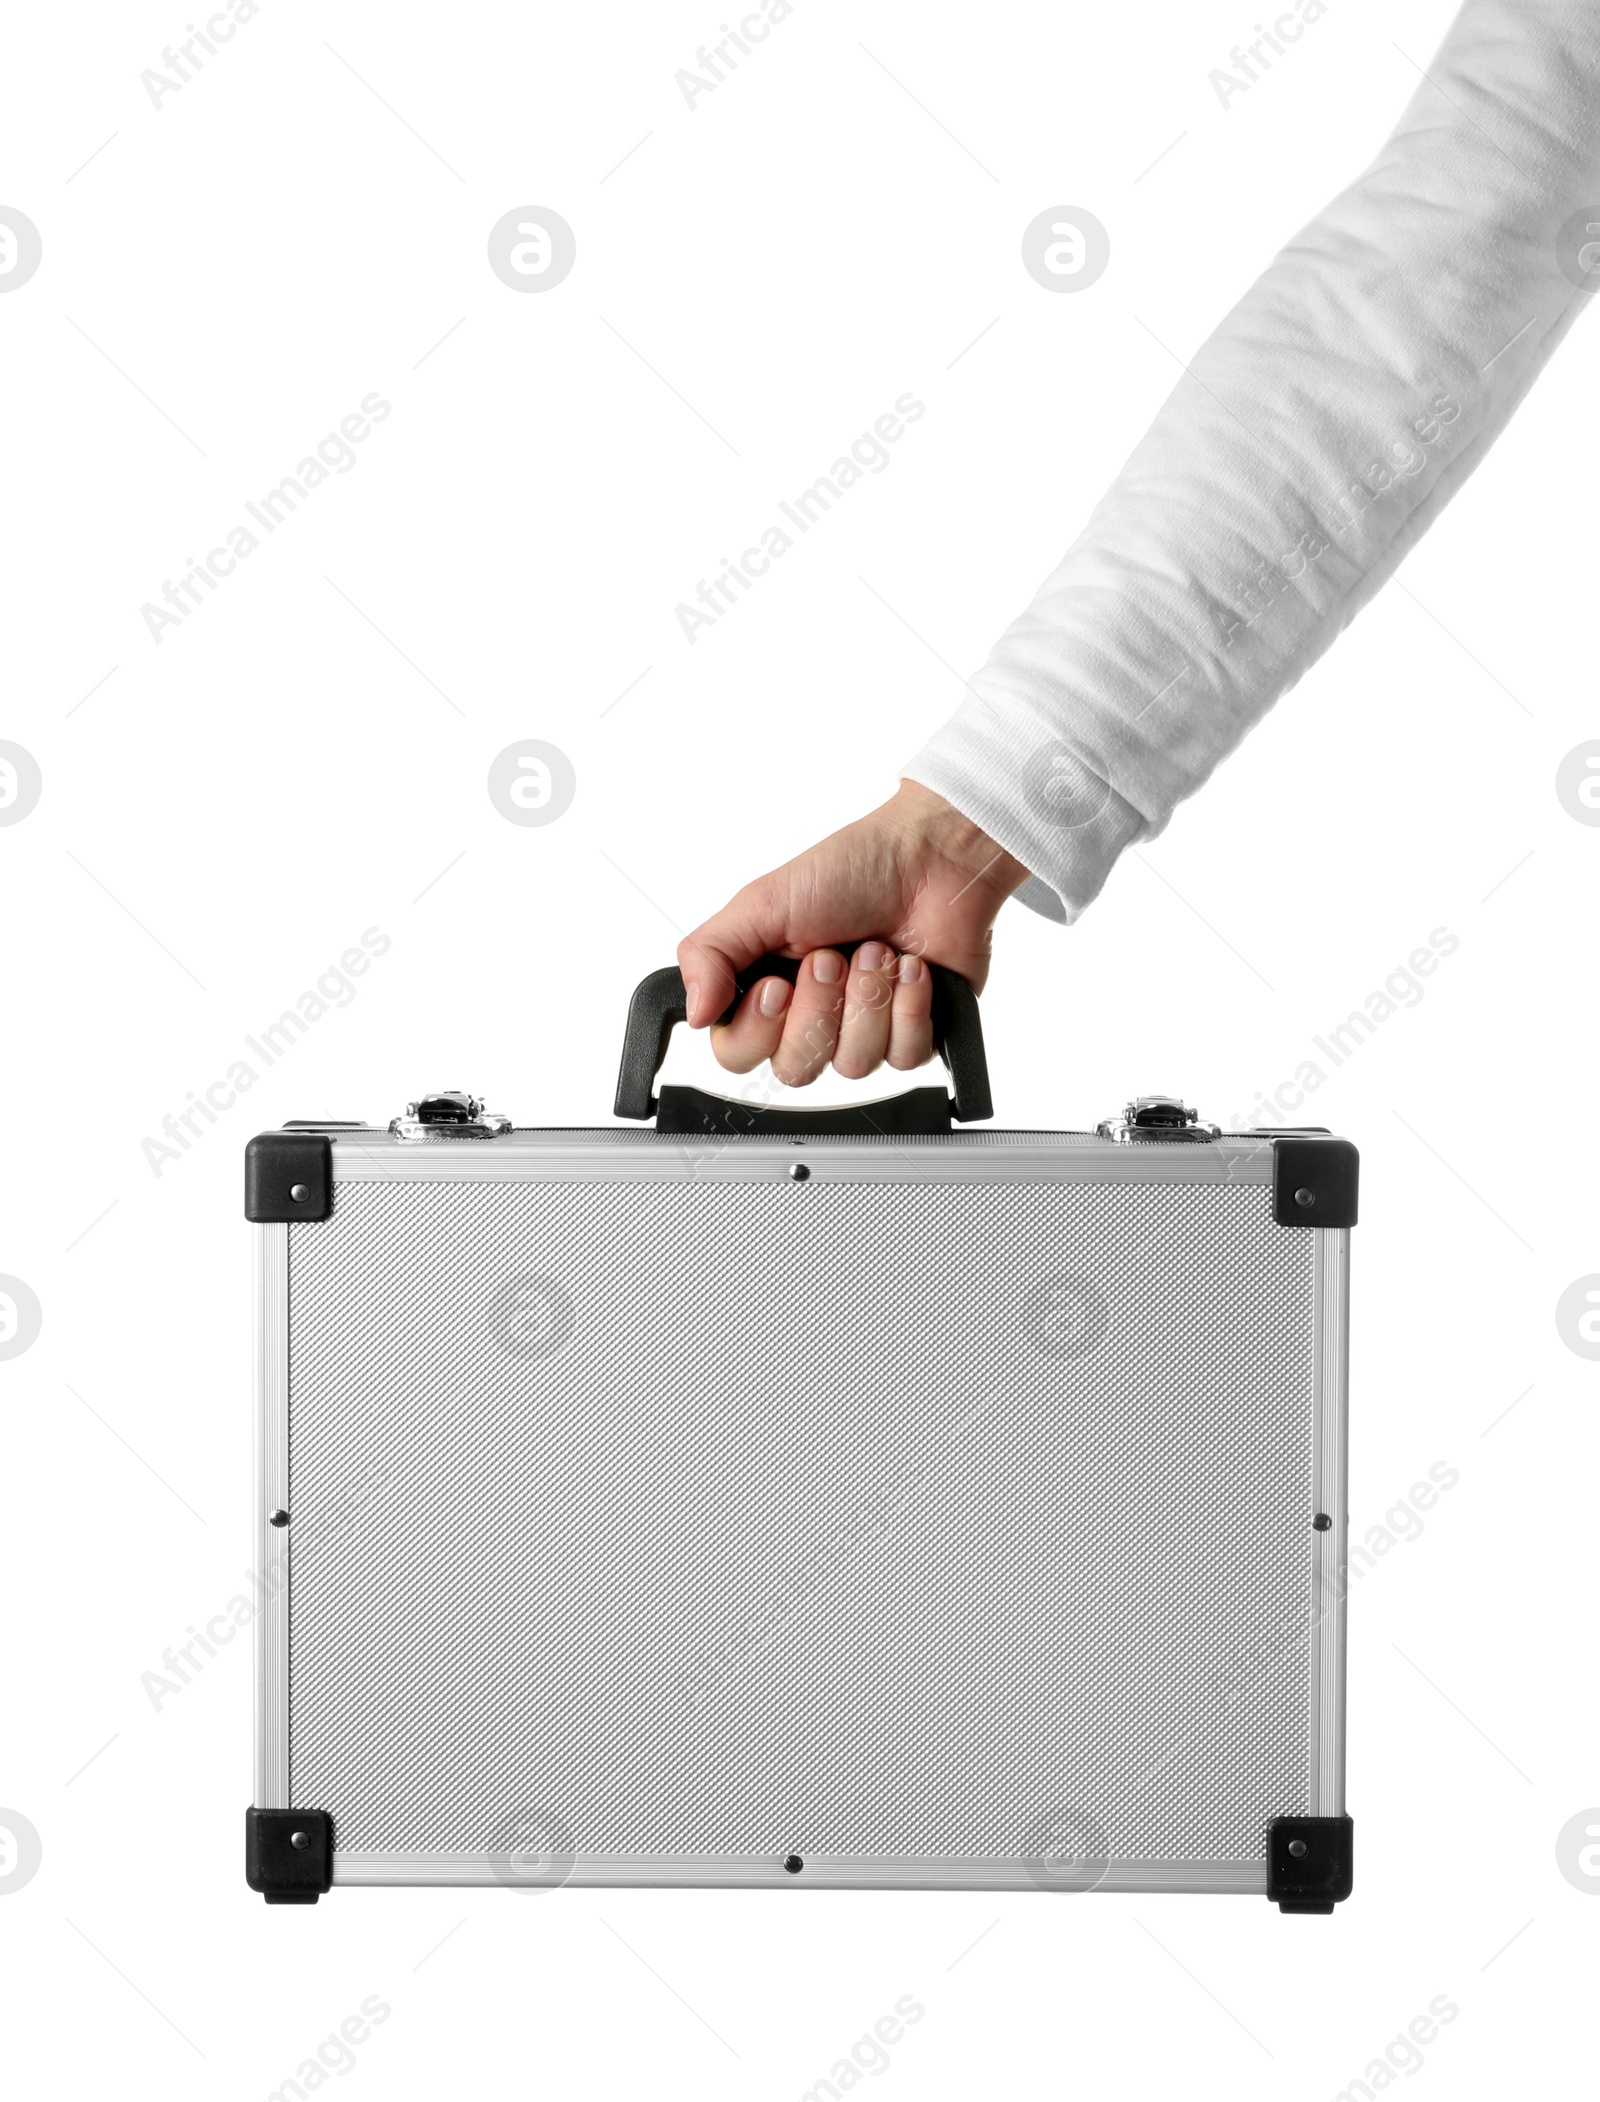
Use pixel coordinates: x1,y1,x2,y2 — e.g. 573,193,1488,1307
245,960,1355,1912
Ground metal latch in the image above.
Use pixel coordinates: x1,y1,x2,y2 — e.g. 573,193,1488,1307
1096,1095,1221,1143
389,1091,512,1142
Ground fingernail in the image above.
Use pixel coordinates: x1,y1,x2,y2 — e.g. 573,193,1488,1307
812,951,843,984
856,940,886,973
898,954,921,984
682,978,699,1022
759,977,791,1018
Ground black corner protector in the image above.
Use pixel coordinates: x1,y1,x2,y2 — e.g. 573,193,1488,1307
1272,1136,1358,1228
246,1807,333,1904
245,1132,333,1223
1268,1814,1353,1913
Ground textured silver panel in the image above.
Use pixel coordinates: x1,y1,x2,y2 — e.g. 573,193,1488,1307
285,1171,1318,1879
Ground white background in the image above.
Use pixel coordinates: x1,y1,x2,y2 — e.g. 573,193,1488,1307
2,0,1595,2094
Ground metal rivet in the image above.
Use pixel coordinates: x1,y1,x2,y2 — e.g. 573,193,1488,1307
269,1508,290,1528
289,1182,310,1202
1294,1186,1316,1209
1287,1837,1308,1859
1313,1512,1332,1532
788,1163,810,1182
783,1853,803,1874
290,1829,310,1851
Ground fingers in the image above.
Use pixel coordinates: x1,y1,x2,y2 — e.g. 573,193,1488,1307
678,878,787,1030
834,941,897,1079
886,952,935,1070
710,946,937,1085
708,973,793,1074
771,950,846,1087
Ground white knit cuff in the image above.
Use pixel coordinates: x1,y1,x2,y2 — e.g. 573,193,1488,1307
902,708,1148,926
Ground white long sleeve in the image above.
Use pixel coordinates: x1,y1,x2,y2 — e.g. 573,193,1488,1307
905,0,1600,921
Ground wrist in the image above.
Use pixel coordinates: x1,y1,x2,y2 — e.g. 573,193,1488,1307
891,778,1031,896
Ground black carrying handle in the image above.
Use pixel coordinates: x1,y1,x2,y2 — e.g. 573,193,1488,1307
613,953,993,1124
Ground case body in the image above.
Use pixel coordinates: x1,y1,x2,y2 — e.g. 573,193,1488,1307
250,1118,1352,1901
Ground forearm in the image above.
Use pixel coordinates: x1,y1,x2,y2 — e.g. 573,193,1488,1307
906,0,1600,920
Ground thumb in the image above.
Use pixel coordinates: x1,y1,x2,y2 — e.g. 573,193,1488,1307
678,878,791,1028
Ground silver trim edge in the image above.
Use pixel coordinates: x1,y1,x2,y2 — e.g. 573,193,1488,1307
254,1222,290,1809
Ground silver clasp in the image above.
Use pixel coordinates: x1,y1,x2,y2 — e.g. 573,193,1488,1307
389,1091,512,1142
1096,1095,1221,1144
